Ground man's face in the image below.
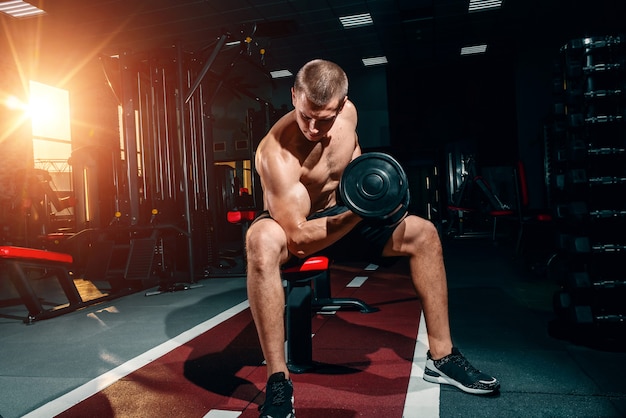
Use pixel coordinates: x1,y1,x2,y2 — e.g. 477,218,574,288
292,89,345,142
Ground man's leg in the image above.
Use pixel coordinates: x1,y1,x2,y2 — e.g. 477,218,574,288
383,215,500,394
246,218,297,417
246,218,291,379
383,215,453,357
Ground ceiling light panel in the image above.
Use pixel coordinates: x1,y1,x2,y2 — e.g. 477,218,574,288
0,0,46,18
468,0,503,13
339,13,373,29
461,44,488,55
362,56,388,67
270,70,293,79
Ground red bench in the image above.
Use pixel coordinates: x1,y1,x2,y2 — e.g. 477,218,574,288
284,256,377,373
0,246,84,324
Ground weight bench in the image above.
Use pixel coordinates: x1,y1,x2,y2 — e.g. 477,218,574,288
0,245,84,324
227,210,379,372
284,256,378,373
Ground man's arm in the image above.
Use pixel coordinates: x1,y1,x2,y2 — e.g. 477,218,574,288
258,147,360,258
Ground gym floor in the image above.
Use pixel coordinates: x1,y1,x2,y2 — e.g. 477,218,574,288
1,235,625,417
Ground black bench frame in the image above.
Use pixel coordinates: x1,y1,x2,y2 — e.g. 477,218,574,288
1,246,88,323
283,256,378,373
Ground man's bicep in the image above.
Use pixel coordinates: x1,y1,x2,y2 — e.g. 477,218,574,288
268,184,310,226
263,172,311,232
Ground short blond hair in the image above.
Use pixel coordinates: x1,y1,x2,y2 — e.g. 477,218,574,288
293,59,348,107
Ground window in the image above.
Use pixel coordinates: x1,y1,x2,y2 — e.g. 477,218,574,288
29,81,72,214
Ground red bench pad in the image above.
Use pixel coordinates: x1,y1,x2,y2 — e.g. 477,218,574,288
0,246,73,264
283,256,329,273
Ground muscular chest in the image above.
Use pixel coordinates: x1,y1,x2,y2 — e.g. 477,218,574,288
300,141,345,184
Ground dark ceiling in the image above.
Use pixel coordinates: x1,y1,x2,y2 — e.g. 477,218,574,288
4,0,626,83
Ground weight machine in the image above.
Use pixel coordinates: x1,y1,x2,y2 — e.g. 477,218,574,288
88,26,272,284
1,25,281,321
446,153,513,238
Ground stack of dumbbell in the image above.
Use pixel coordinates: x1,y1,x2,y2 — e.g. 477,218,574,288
550,35,626,339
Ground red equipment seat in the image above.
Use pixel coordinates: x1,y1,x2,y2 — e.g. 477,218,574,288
0,246,85,323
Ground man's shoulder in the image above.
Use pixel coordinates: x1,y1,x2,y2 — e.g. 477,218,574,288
260,111,295,143
272,109,296,131
256,130,298,174
343,100,357,117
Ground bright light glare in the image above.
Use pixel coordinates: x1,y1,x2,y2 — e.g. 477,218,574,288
29,81,71,141
33,138,72,160
4,95,28,111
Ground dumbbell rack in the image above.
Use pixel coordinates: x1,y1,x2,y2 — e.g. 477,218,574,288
549,35,626,341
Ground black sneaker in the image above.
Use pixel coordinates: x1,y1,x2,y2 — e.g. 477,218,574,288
423,347,500,395
259,372,295,418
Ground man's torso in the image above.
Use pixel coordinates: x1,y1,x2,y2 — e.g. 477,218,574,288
258,103,358,214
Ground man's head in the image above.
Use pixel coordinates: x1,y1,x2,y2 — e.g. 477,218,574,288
292,59,349,141
293,59,348,107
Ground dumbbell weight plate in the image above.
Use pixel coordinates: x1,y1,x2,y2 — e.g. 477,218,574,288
339,152,409,219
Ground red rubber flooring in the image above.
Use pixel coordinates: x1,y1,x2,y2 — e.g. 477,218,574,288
56,263,422,418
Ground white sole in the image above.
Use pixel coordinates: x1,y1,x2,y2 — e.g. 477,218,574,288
423,361,498,395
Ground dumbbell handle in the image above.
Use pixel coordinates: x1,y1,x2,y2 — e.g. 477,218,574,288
595,315,626,323
585,115,624,124
584,89,623,99
591,243,626,252
583,62,624,73
588,147,626,156
556,202,626,219
590,209,626,219
557,171,626,188
593,280,626,288
560,235,626,253
588,176,626,185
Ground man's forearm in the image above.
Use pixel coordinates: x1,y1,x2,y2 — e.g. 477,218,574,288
287,211,361,258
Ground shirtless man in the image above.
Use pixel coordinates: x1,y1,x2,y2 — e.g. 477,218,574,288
246,59,499,418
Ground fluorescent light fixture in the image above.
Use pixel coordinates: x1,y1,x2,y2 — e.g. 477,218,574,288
362,56,388,67
0,0,46,18
270,70,293,79
339,13,373,28
468,0,503,12
225,40,241,47
461,44,488,55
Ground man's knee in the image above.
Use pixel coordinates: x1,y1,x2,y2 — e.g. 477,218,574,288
420,217,440,241
406,215,442,252
246,219,289,264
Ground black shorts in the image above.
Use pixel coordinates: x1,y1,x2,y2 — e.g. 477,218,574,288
252,206,400,266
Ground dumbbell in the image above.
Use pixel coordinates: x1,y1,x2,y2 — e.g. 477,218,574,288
556,201,626,221
564,272,626,290
339,152,410,227
558,234,626,253
554,291,626,325
553,291,595,324
556,140,626,163
585,114,624,124
556,169,626,190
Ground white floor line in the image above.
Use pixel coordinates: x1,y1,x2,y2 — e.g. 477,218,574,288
22,300,250,418
351,263,439,416
202,410,242,417
402,311,440,417
347,275,368,287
